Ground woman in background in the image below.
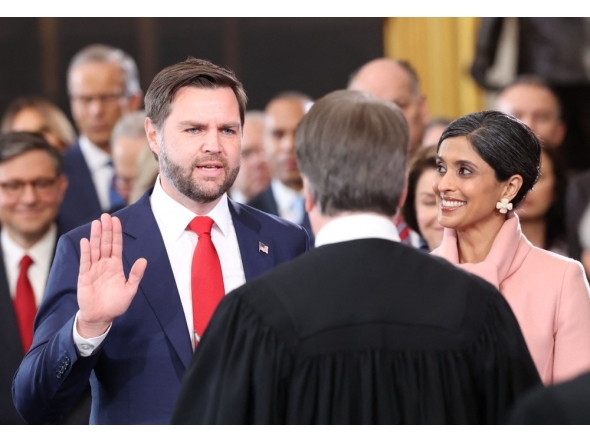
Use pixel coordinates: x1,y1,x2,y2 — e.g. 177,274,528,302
432,110,590,386
1,96,76,152
516,147,568,256
402,145,444,251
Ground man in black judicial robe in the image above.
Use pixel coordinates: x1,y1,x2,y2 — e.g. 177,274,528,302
171,90,542,425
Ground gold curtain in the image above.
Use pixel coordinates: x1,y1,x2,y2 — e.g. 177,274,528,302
384,17,485,120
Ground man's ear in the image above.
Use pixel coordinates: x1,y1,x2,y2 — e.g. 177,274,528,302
303,176,315,214
552,121,566,148
145,117,160,159
419,94,430,128
56,174,69,204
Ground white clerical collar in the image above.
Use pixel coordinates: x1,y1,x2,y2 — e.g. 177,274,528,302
78,135,111,172
150,175,232,240
314,213,400,248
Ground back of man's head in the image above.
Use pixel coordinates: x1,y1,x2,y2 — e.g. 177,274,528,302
296,89,408,217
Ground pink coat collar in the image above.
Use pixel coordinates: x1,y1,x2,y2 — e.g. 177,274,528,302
432,212,533,290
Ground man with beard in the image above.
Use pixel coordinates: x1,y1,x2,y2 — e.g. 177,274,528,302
12,57,310,425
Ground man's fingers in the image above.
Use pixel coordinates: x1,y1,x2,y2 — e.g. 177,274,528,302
100,213,113,259
89,220,102,263
111,216,123,260
80,238,91,274
127,258,147,291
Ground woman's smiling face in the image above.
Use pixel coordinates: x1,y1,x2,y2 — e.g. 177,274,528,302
433,136,510,232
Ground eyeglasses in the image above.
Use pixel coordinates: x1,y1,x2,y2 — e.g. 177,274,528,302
0,177,60,198
70,92,127,107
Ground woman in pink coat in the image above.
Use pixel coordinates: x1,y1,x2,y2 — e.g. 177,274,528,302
431,110,590,386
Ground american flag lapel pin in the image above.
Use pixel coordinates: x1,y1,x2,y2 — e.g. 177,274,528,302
258,242,269,254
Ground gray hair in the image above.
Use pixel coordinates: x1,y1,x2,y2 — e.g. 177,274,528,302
295,89,409,217
111,110,147,145
67,44,141,96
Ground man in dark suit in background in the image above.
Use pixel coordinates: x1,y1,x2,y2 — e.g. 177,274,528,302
58,44,143,233
247,92,314,241
0,132,89,424
13,57,310,425
171,90,540,425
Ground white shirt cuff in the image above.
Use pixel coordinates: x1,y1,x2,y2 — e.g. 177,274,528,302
73,311,112,357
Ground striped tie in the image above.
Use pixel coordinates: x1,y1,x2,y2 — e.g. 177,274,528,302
395,216,412,245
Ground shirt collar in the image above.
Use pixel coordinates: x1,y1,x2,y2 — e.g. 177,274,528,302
78,135,112,171
150,175,232,240
1,224,57,269
271,179,303,208
314,213,400,247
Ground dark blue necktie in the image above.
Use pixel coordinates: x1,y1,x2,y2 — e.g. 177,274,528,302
107,160,126,209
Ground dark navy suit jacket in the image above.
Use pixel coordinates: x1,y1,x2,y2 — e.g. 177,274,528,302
57,141,125,234
247,185,314,245
12,190,310,424
0,230,91,424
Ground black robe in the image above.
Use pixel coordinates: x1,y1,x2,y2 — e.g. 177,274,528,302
171,239,541,424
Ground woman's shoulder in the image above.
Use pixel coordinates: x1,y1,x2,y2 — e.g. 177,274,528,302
524,241,584,279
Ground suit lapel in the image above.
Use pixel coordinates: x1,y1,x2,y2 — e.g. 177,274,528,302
0,235,24,360
228,200,276,281
262,187,280,216
121,191,193,369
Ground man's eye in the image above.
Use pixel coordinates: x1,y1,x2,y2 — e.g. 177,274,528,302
4,182,21,191
35,179,54,189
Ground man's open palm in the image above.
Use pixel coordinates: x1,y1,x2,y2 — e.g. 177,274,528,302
77,214,147,337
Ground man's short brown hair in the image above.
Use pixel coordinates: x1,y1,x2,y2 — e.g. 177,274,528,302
145,57,247,130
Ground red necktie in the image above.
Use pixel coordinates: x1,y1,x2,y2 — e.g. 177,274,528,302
13,255,36,353
395,216,411,245
188,216,225,345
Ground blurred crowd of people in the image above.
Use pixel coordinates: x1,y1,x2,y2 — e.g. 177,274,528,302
3,29,590,425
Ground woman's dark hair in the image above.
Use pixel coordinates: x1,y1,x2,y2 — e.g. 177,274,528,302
402,145,437,236
540,148,567,250
438,110,541,207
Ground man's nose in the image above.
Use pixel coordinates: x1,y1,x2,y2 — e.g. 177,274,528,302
203,131,222,153
20,183,38,204
279,132,295,152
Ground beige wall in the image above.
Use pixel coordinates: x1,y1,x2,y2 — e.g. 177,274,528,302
384,17,485,120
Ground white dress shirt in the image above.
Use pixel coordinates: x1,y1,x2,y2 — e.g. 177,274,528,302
78,135,115,212
229,189,247,205
314,213,400,247
270,179,305,224
2,224,57,307
74,176,246,355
